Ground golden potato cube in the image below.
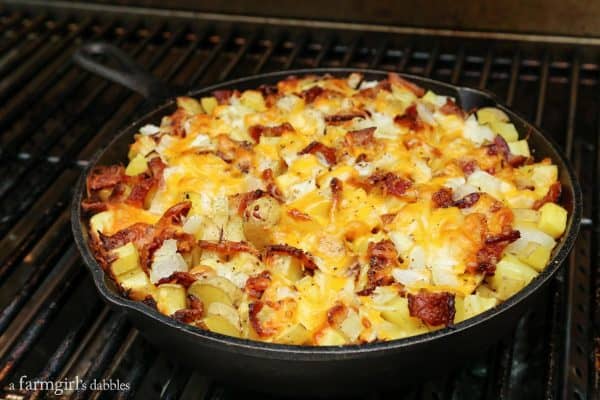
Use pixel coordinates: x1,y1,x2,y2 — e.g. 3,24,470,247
128,135,156,159
188,276,242,307
125,154,148,176
240,90,267,112
489,121,519,142
520,242,552,271
315,327,347,346
200,97,218,115
89,211,113,237
537,203,567,238
462,294,498,320
489,255,537,300
380,297,426,331
157,284,187,316
276,323,311,345
177,96,203,115
476,107,510,125
117,268,156,301
111,242,141,276
270,255,304,283
203,315,241,337
507,140,530,157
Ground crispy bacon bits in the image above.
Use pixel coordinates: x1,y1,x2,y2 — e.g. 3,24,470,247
330,178,343,215
432,188,454,208
301,85,325,103
156,271,197,288
388,73,425,97
249,122,294,142
345,127,376,147
454,192,481,209
394,104,422,131
358,240,398,295
249,301,275,337
327,302,348,327
265,244,319,273
439,98,464,117
245,271,271,299
487,135,529,167
407,291,456,326
87,165,125,192
325,111,369,124
533,181,562,210
299,141,338,165
287,208,312,221
198,240,259,257
369,172,413,198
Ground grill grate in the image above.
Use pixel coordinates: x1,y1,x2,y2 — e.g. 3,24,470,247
0,3,597,399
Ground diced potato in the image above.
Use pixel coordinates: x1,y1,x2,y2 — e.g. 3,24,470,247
489,121,519,142
512,208,540,224
531,165,558,195
203,315,241,337
242,196,281,249
89,211,113,236
125,154,148,176
538,203,567,238
200,96,218,115
188,276,243,307
117,268,156,301
476,107,510,125
111,243,140,276
157,284,187,316
240,90,267,112
269,254,304,282
315,327,347,346
462,294,498,320
223,214,245,242
508,140,530,157
177,96,203,115
207,302,240,328
276,323,310,345
128,135,156,159
380,297,427,332
519,242,552,271
488,254,537,300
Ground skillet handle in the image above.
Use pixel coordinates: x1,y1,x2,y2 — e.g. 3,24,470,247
72,41,176,99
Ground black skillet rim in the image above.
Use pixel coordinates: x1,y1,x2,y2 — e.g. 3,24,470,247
71,68,582,360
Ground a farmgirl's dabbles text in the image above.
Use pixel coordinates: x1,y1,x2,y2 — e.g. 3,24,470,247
83,73,568,345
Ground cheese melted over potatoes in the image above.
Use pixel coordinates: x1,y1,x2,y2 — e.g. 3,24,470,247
83,73,568,345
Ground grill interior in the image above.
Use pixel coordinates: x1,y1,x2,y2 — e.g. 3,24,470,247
0,2,598,399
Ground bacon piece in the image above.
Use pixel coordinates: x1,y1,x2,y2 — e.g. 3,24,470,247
380,213,397,225
327,303,348,327
170,108,187,137
265,244,319,273
394,104,422,131
99,222,151,251
485,229,521,245
261,168,284,201
249,122,295,142
358,240,398,295
298,141,337,165
188,294,204,312
158,201,192,226
245,271,271,299
213,89,236,104
432,188,454,208
198,240,259,256
439,98,464,117
388,73,425,97
148,157,166,179
487,135,530,167
459,160,478,175
324,111,369,124
258,84,278,97
369,172,412,198
81,198,108,214
215,134,252,173
87,165,125,192
157,271,197,288
126,176,155,208
453,192,481,209
345,127,376,147
407,291,455,326
236,189,267,215
172,308,204,323
288,208,312,221
330,178,343,216
301,86,324,103
533,181,562,210
249,301,275,337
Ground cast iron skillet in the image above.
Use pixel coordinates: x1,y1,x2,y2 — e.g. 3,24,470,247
71,42,582,396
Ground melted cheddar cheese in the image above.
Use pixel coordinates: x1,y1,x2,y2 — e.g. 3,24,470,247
84,73,567,345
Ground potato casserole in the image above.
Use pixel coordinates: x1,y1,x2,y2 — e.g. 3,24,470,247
82,73,568,345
